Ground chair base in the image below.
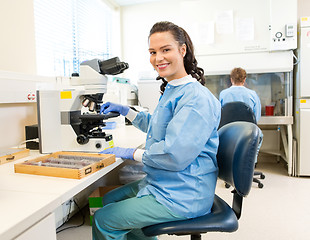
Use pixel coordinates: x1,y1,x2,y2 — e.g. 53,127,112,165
253,171,265,188
254,171,265,179
252,177,264,188
225,171,265,189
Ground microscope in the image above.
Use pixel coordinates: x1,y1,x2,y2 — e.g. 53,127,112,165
37,57,129,154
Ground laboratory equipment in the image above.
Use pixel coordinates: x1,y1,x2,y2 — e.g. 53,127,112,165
294,17,310,176
270,22,297,51
205,72,292,117
137,79,161,114
37,57,129,154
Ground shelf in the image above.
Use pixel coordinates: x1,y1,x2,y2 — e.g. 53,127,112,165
258,116,293,125
260,149,287,163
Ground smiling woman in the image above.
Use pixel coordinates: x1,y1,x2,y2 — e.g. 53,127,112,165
148,32,187,82
92,21,221,240
148,21,205,95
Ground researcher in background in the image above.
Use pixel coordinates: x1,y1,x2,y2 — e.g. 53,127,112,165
219,67,263,162
219,67,261,121
92,21,221,240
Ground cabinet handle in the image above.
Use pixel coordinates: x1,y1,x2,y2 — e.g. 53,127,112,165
6,155,15,161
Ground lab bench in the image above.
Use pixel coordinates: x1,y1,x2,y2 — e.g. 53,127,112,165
0,125,146,240
0,117,294,239
258,116,294,176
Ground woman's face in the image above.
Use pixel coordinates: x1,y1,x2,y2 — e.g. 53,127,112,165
149,31,187,82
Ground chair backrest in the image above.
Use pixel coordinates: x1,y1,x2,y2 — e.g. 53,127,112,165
217,122,260,217
219,101,256,129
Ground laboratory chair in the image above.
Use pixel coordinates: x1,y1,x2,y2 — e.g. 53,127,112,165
142,121,260,240
218,101,265,188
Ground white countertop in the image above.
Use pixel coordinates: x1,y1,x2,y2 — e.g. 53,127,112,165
258,116,294,125
0,125,146,240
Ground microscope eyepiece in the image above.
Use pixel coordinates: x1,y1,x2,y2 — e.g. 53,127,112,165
99,57,129,75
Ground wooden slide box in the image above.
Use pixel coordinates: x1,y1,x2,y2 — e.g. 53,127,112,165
14,151,115,179
0,149,30,165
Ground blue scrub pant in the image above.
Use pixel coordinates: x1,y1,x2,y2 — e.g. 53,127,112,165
92,180,186,240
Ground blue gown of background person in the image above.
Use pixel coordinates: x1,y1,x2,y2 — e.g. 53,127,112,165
219,85,263,162
92,75,221,240
219,86,261,121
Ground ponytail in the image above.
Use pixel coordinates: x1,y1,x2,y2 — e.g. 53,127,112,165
156,76,168,95
182,29,205,86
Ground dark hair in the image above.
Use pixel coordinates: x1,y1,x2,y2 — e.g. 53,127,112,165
230,67,247,84
149,21,205,94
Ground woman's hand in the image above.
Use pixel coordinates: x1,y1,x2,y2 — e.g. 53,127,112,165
100,147,136,160
100,102,130,116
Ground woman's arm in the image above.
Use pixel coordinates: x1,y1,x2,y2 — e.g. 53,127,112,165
142,94,221,171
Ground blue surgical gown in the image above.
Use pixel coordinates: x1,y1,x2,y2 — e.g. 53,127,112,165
131,77,221,218
219,86,261,121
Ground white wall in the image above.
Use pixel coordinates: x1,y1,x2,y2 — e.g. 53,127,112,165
0,103,37,148
0,0,36,74
121,0,180,83
0,0,37,148
298,0,310,18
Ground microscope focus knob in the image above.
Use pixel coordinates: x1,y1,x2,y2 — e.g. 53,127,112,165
77,135,89,145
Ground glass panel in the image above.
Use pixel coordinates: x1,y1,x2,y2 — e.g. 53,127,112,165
205,72,290,116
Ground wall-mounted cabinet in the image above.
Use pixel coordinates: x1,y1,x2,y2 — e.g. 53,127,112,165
0,71,55,104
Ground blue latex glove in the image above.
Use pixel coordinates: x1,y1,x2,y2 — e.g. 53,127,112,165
100,102,130,116
100,147,136,160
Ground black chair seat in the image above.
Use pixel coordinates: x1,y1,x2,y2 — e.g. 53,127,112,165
142,195,238,237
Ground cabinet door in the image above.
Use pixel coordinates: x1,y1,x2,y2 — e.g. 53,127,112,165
299,109,310,175
300,28,310,97
15,213,56,240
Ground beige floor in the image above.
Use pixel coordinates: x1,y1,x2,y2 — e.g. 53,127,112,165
56,155,310,240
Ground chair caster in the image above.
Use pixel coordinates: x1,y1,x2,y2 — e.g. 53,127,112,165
258,182,264,188
225,183,230,188
260,174,265,179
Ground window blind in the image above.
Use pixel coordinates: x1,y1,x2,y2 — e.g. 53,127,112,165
34,0,113,77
